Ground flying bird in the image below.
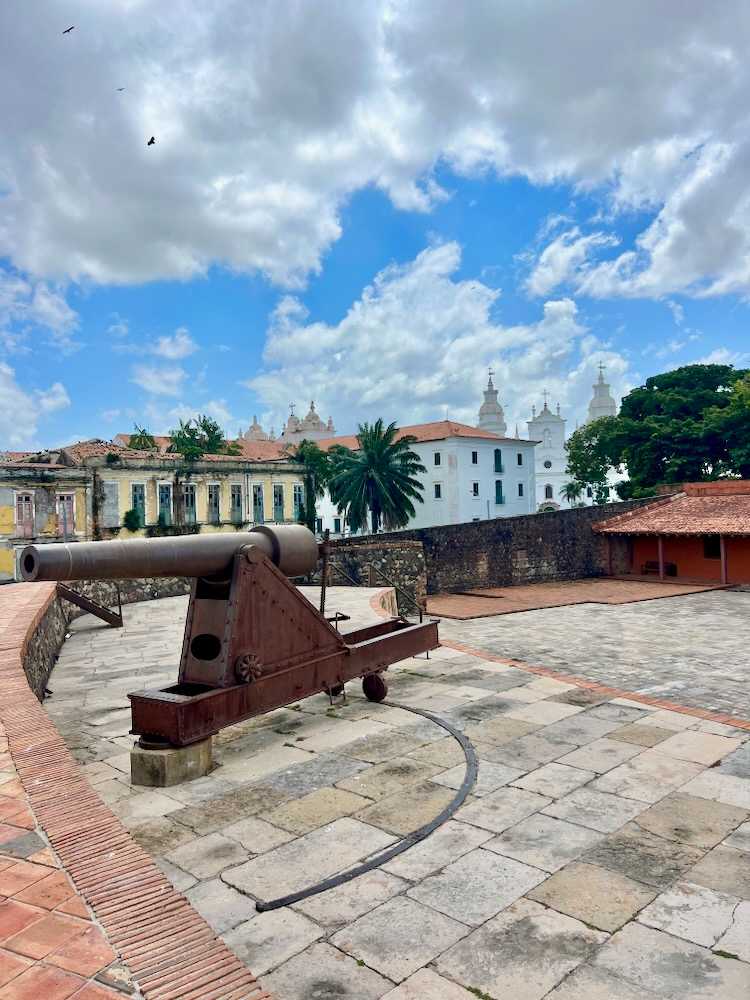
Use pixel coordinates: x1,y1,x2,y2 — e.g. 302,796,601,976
62,25,75,34
117,87,125,92
147,136,156,146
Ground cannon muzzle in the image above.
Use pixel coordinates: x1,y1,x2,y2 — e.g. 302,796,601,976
20,524,318,582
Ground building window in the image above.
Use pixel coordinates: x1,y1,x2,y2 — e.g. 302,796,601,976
543,460,552,469
158,483,172,526
183,484,196,525
434,483,442,500
273,484,284,522
293,484,304,519
471,451,478,465
494,449,503,474
518,483,524,497
586,486,593,498
333,517,341,534
130,484,145,528
315,517,323,534
517,453,523,466
102,481,120,528
544,484,553,500
434,452,441,466
230,484,243,524
253,484,264,522
704,536,721,560
495,481,504,505
15,493,33,535
471,482,480,497
207,484,220,524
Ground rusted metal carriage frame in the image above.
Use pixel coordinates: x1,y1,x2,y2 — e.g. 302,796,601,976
129,543,438,747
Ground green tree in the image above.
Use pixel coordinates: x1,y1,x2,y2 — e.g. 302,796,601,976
287,440,331,532
565,417,620,497
328,419,426,534
129,424,157,450
560,481,583,505
705,372,750,478
566,364,749,496
167,415,240,461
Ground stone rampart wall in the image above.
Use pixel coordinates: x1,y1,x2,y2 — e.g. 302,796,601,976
326,540,427,613
338,500,655,595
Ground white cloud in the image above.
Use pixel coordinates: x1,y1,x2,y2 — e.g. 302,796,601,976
0,363,71,447
248,242,633,433
666,300,684,326
130,364,186,396
140,397,237,435
524,228,619,297
101,408,122,422
150,327,198,359
35,381,71,413
107,315,129,337
1,3,750,297
0,268,80,353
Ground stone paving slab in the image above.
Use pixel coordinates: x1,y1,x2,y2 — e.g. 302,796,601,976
435,897,607,1000
592,920,750,998
438,588,750,719
43,589,750,1000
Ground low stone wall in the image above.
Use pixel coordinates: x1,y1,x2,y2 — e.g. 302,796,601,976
70,575,191,610
327,539,427,613
342,499,656,595
22,586,67,699
20,577,190,699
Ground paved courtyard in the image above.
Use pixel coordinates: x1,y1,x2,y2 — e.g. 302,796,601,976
44,588,750,999
440,588,750,721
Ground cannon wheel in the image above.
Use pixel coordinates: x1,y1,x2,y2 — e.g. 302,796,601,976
362,672,388,703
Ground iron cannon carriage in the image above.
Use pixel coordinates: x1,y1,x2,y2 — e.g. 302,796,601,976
21,525,439,748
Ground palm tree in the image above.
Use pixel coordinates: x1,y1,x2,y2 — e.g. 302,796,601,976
129,424,156,450
328,419,426,534
560,481,584,505
288,440,331,532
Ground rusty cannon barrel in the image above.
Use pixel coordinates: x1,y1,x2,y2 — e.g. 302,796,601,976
20,524,319,583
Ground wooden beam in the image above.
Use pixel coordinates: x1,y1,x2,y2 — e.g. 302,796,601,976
658,536,664,581
720,535,728,584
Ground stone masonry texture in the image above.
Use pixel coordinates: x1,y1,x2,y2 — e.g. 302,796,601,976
338,499,654,595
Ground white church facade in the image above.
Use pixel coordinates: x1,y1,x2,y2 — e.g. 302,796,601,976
314,418,538,536
477,366,618,512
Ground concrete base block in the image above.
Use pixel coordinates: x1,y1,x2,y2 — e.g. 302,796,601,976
130,737,213,787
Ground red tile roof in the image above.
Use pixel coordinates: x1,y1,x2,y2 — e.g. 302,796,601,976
594,483,750,536
316,420,534,451
115,433,286,462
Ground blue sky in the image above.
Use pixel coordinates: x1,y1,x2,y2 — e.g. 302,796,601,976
1,2,749,448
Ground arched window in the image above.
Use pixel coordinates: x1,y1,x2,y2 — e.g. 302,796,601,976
544,484,553,500
543,429,552,449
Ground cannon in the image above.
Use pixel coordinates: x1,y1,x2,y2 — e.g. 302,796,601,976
21,525,439,748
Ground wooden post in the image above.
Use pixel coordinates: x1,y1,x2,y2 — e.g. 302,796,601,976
658,536,665,581
720,535,728,584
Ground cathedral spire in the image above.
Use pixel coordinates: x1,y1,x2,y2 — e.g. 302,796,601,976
477,369,507,436
586,362,618,423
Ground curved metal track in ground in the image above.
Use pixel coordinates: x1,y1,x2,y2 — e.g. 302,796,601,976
254,700,478,912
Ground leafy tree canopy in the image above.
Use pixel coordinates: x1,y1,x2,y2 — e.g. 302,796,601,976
287,440,331,532
129,424,156,451
167,415,240,461
328,419,426,534
566,363,749,497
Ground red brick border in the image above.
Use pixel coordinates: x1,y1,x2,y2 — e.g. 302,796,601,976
0,584,272,1000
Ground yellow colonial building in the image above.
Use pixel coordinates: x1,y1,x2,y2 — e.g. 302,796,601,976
0,438,306,582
